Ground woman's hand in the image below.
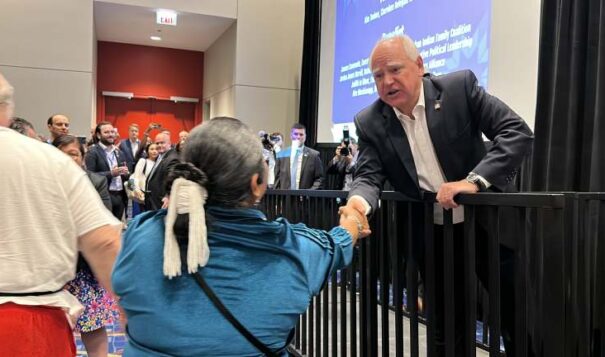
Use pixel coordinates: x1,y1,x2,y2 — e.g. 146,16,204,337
338,205,371,243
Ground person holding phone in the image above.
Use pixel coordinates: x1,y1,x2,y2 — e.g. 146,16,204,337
134,122,162,161
85,121,130,220
327,130,358,191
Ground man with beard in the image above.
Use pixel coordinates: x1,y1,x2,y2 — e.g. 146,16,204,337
85,121,130,219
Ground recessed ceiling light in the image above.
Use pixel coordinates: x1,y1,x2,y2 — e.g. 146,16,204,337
150,36,162,41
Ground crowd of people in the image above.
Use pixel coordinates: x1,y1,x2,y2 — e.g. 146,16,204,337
0,72,370,355
0,33,533,356
256,123,359,191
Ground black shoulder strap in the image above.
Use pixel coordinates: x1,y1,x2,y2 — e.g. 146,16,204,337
192,272,279,357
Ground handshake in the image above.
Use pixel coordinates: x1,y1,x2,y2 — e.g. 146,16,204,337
338,202,371,241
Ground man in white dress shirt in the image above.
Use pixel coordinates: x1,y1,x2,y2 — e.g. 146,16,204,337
345,35,533,356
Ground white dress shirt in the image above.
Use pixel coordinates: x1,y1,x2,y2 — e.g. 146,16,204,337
392,83,463,224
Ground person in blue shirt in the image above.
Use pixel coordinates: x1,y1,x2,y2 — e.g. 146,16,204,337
112,117,370,356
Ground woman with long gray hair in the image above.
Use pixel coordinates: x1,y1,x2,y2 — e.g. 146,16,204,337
112,117,370,356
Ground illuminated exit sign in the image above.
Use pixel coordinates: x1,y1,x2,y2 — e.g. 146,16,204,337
156,9,177,26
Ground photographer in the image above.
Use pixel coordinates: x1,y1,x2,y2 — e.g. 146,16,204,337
135,122,162,161
259,131,276,187
327,137,358,191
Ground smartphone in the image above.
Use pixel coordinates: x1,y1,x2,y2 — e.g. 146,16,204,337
343,125,350,144
341,126,350,156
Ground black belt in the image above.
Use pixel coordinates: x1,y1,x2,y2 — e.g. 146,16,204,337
109,190,124,195
0,287,63,297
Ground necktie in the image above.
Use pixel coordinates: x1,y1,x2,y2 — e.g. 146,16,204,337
290,149,301,189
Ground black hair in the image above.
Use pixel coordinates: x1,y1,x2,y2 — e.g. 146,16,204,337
291,122,306,131
52,134,85,157
165,163,210,247
95,121,113,136
145,142,158,155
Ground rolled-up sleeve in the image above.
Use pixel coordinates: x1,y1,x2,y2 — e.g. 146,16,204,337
290,224,353,295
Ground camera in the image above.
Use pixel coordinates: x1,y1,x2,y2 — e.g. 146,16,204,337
340,127,350,156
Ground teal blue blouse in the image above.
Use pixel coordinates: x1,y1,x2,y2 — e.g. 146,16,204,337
112,206,353,356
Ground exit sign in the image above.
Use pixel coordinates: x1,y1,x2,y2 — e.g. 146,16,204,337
156,9,177,26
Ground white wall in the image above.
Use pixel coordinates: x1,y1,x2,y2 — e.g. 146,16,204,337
0,0,95,136
233,0,304,135
203,22,237,119
488,0,541,129
202,0,305,136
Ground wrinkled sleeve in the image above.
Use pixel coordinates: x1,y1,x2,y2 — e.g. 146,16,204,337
290,224,353,295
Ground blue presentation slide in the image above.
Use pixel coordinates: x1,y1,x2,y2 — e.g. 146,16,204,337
332,0,491,124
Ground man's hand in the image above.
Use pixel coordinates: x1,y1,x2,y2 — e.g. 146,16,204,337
338,205,372,241
118,165,129,175
110,166,121,177
341,196,368,217
436,180,478,209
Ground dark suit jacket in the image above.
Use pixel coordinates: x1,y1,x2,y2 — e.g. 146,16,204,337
84,144,129,189
118,139,139,173
349,70,534,212
274,146,324,190
145,148,180,210
86,171,112,210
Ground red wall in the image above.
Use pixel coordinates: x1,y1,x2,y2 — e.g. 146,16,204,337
96,41,204,143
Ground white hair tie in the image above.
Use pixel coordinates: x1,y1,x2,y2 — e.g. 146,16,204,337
163,177,209,279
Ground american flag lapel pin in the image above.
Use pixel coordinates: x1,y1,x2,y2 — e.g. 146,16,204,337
434,100,441,111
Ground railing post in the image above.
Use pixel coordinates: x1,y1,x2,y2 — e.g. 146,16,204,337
463,205,477,357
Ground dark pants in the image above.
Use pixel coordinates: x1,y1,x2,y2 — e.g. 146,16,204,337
393,215,515,357
109,190,127,220
422,223,515,357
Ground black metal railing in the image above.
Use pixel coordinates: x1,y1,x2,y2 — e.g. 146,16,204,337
259,190,605,357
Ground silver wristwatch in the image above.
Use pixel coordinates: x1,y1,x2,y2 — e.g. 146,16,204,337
465,172,486,192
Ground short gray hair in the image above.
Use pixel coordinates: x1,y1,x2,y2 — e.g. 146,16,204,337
0,74,15,118
369,34,419,69
182,117,265,207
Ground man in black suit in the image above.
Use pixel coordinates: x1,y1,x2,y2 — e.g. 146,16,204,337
85,121,130,220
145,131,180,210
345,35,534,356
274,123,324,190
118,123,140,173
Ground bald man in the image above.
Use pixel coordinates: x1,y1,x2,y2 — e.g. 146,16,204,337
144,131,180,210
47,114,70,142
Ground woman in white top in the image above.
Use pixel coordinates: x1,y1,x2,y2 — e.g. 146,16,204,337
130,143,159,211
